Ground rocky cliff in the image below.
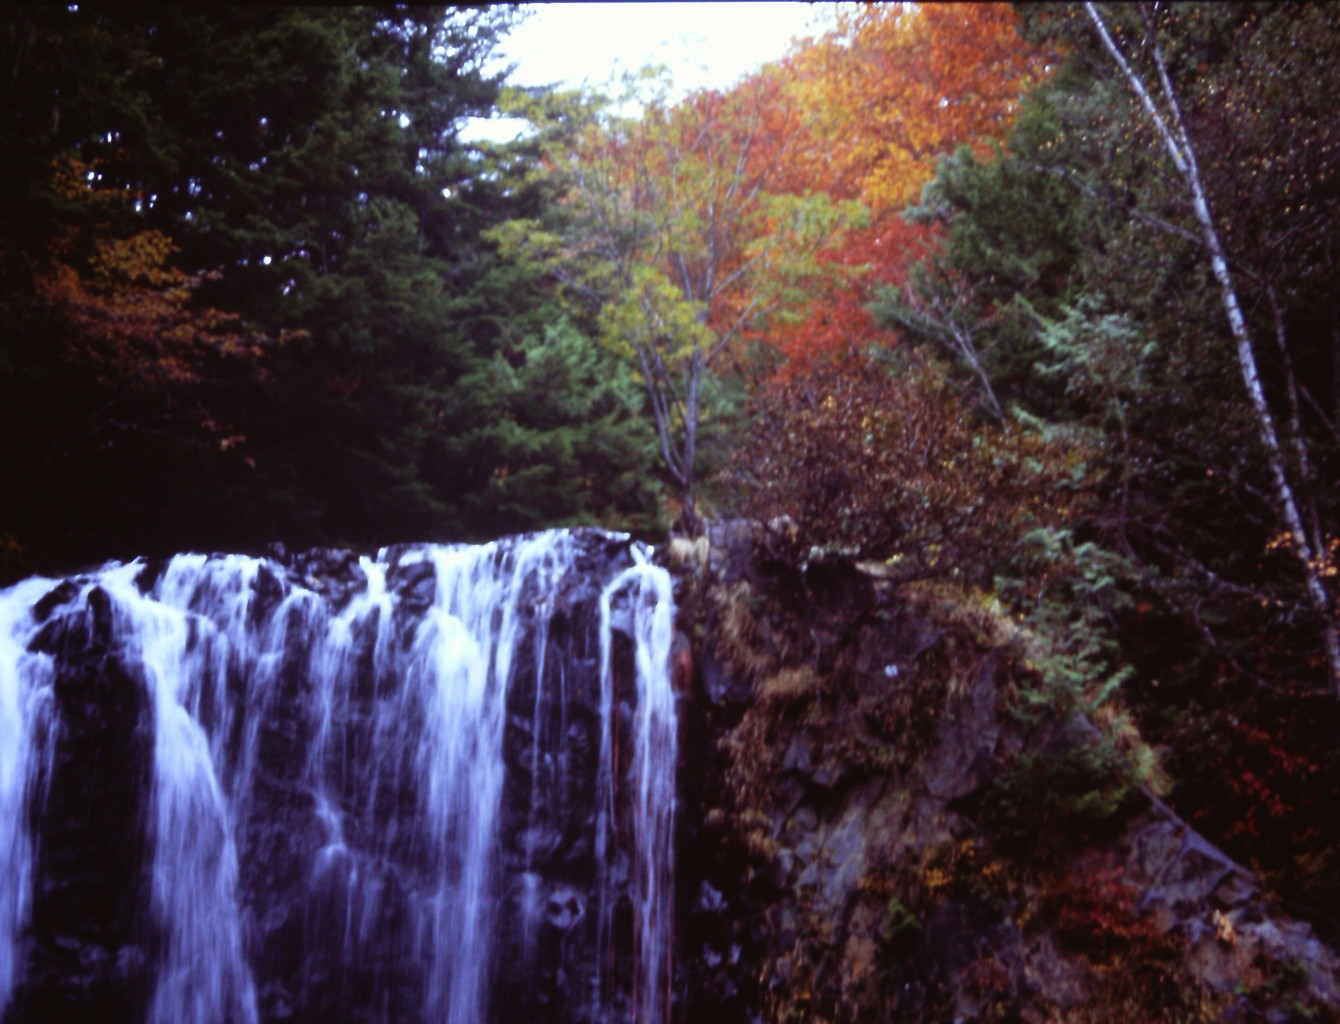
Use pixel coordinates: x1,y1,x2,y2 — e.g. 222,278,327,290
672,521,1340,1024
3,522,1338,1024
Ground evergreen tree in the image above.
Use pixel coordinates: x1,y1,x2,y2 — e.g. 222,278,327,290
0,5,660,576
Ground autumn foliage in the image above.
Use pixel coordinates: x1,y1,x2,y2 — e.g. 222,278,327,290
493,67,866,519
27,157,277,453
758,2,1054,367
728,350,1091,583
783,4,1052,211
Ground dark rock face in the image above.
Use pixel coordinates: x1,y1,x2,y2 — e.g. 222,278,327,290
0,529,676,1024
667,523,1340,1024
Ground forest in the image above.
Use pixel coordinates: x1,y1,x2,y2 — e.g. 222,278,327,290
3,0,1340,983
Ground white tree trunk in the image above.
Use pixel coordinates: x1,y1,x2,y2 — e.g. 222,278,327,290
1084,2,1340,691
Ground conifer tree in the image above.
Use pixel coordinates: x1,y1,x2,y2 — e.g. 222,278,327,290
0,5,661,573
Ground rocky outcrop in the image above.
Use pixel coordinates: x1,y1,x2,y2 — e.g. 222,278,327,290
671,521,1340,1024
5,518,1337,1024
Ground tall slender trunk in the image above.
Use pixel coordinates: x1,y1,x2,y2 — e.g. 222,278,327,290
678,350,702,534
1085,2,1340,692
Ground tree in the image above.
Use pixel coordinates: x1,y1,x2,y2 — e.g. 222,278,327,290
756,2,1053,367
451,318,662,534
783,3,1052,212
25,156,273,438
3,5,645,573
1080,1,1340,692
883,4,1340,698
870,130,1094,422
493,72,861,528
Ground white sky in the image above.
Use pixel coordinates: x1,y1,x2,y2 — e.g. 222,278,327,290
465,1,834,141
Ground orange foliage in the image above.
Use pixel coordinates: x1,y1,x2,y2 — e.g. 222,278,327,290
783,3,1053,211
551,71,860,364
37,236,268,390
537,7,1049,376
762,211,928,369
760,3,1054,367
32,157,278,447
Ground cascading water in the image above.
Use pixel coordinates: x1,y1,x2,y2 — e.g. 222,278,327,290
597,555,676,1024
0,528,677,1024
0,579,58,1014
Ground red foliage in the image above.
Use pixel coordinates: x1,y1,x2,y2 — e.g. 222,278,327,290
756,3,1054,367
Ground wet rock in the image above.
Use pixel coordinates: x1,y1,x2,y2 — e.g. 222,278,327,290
385,554,436,612
11,591,156,1024
31,580,80,623
3,529,670,1024
544,889,585,931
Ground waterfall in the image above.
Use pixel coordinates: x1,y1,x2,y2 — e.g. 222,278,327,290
0,528,677,1024
0,579,58,1012
598,557,676,1024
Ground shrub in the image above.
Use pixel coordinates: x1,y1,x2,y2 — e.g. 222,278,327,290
726,348,1092,587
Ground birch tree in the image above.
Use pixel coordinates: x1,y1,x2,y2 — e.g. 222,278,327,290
1084,1,1340,692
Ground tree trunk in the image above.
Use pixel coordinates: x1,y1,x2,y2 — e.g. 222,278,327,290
1084,2,1340,692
